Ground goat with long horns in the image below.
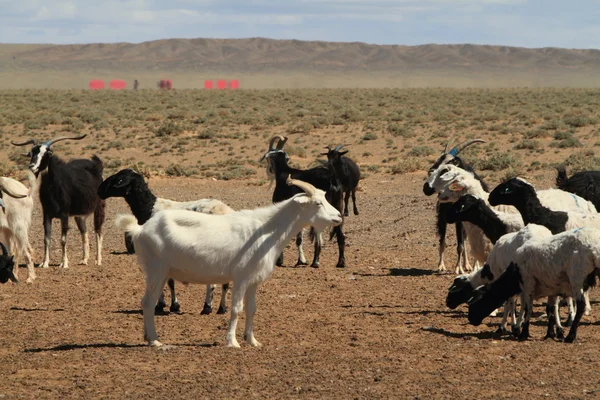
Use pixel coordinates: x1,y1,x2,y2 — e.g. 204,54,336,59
12,134,106,269
423,137,487,273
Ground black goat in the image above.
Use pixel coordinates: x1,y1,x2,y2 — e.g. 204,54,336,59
322,145,361,216
423,138,486,272
556,165,600,211
262,136,346,268
0,242,17,284
98,168,231,315
12,135,105,269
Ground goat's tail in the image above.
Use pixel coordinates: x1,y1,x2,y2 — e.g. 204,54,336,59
556,165,569,188
115,214,142,238
25,170,38,199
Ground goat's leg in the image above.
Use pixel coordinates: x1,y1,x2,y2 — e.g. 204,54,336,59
296,230,308,266
544,296,558,340
59,216,69,269
217,283,230,314
243,284,261,347
74,216,89,265
142,272,168,346
334,225,346,268
124,232,135,254
310,230,322,268
554,298,565,339
518,300,531,341
436,203,447,272
14,230,35,283
94,201,105,266
565,297,575,327
565,296,586,343
454,222,465,275
155,292,167,315
41,214,52,269
226,284,245,348
343,190,351,217
351,189,359,215
167,278,180,313
202,284,216,315
584,289,592,316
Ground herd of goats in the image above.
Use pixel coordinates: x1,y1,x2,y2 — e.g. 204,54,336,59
0,133,600,347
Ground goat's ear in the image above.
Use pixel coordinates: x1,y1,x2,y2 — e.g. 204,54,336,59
448,182,465,192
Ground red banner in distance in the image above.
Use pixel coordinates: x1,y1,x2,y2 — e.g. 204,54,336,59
89,79,105,90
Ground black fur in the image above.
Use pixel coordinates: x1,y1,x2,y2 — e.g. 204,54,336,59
265,150,346,268
0,242,17,284
489,178,568,234
324,147,361,216
556,166,600,211
445,194,509,244
468,262,523,326
446,276,475,309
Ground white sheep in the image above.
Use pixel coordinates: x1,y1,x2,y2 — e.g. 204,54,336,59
0,171,37,283
116,177,343,348
468,227,600,343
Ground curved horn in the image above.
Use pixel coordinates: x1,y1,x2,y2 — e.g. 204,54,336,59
11,138,38,147
443,137,453,153
267,136,283,151
0,242,7,257
0,181,27,199
334,144,348,152
276,136,288,150
449,139,486,156
286,176,316,197
45,134,87,147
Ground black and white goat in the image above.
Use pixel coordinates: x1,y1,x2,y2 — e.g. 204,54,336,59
468,227,600,343
0,242,18,284
98,168,233,315
556,166,600,211
423,139,487,273
116,177,343,347
262,136,346,268
0,171,37,282
12,135,105,269
322,145,361,216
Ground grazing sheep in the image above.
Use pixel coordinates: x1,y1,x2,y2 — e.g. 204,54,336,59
468,227,600,343
98,168,233,315
116,177,343,347
12,135,105,269
0,171,37,282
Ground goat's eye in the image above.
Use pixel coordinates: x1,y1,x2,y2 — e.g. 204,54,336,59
504,187,511,194
460,204,465,211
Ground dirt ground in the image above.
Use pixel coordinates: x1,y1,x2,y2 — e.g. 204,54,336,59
1,165,600,400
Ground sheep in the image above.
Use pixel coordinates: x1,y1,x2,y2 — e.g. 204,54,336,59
467,227,600,343
262,136,346,269
98,168,233,315
116,177,343,347
322,145,361,216
445,195,554,332
12,135,105,270
0,241,18,284
556,165,600,211
0,171,37,283
423,138,487,274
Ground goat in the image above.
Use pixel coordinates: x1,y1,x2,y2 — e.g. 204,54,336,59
12,135,105,269
468,227,600,343
262,136,346,268
0,242,18,284
423,138,487,273
556,165,600,211
322,145,361,216
116,177,343,347
98,168,233,315
0,171,37,282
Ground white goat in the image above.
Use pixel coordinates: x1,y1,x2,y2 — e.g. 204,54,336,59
0,171,37,283
116,177,343,348
469,227,600,343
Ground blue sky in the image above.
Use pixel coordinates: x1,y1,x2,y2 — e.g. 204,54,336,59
1,0,599,49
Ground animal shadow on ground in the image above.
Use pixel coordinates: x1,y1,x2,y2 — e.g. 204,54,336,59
113,309,177,316
25,342,218,353
422,326,503,340
353,268,437,278
110,250,131,255
10,306,65,312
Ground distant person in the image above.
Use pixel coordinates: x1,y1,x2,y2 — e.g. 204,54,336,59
134,79,139,90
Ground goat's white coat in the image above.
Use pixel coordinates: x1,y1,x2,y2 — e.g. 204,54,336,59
0,172,37,282
117,188,342,347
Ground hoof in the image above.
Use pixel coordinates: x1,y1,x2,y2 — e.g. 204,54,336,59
154,304,168,315
336,263,345,269
310,263,320,269
149,340,163,347
276,260,283,267
344,211,349,217
295,260,308,267
354,210,359,216
78,260,88,266
40,263,50,269
170,302,181,313
217,305,227,314
544,333,556,340
511,327,520,337
200,304,213,315
227,341,241,348
556,327,565,339
564,335,576,343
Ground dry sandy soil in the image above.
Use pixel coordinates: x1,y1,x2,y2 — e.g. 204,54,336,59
1,163,600,399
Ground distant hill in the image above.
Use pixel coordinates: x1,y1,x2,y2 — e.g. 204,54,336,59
1,38,600,88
